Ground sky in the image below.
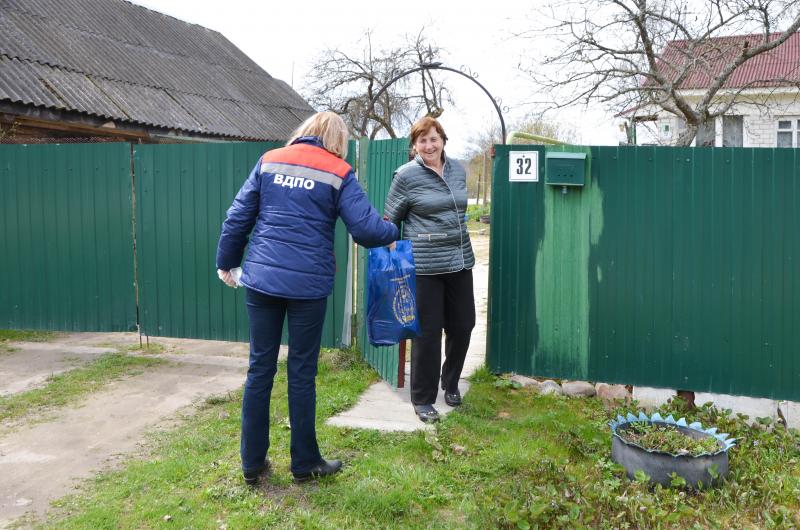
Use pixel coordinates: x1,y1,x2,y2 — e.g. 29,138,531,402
129,0,624,157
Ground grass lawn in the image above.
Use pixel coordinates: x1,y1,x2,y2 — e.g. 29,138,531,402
34,350,800,529
0,329,58,347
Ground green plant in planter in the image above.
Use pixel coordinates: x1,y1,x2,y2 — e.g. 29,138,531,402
621,421,721,456
610,412,737,488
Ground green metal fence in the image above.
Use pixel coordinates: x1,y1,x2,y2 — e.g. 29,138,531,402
0,143,137,331
356,137,411,387
134,142,279,342
489,144,800,401
1,141,351,349
134,142,352,347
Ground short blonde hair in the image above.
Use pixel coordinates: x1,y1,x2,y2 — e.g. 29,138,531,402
288,111,349,159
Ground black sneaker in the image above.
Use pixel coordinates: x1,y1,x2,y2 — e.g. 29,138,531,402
242,461,270,486
292,459,343,483
444,390,462,407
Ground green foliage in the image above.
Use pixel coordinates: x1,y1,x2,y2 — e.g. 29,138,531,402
466,203,490,221
669,472,687,488
493,377,522,390
34,367,800,529
0,329,58,342
621,422,721,456
116,342,166,355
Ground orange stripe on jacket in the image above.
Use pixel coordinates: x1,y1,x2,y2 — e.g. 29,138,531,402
261,144,351,178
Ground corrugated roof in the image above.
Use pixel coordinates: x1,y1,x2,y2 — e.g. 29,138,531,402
0,0,313,139
658,32,800,90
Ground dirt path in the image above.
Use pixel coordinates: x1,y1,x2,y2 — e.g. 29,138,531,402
0,334,257,528
0,343,114,397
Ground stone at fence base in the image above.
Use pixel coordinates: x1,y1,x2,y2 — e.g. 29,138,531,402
539,380,563,396
694,392,778,425
595,383,631,404
778,401,800,430
561,381,595,397
632,386,676,409
510,375,541,390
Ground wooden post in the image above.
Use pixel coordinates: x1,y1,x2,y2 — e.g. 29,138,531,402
397,340,407,387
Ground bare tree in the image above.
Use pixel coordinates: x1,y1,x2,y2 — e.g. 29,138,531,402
303,28,453,139
519,0,800,145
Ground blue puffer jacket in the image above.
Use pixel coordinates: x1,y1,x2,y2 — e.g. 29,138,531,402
216,136,399,299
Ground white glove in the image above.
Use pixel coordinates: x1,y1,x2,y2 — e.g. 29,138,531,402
217,267,242,288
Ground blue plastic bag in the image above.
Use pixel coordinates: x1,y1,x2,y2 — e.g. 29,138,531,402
367,240,421,346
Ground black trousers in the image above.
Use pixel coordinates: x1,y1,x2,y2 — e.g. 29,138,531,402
411,269,476,405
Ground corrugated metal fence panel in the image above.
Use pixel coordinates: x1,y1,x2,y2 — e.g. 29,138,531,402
589,146,799,400
489,144,799,401
356,137,410,387
0,143,137,331
487,145,544,375
135,142,351,348
533,145,595,381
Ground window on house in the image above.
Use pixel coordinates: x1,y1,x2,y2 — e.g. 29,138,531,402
722,116,743,147
776,119,800,147
697,120,716,147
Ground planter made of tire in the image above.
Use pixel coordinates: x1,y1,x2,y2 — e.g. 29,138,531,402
609,412,737,488
479,215,490,224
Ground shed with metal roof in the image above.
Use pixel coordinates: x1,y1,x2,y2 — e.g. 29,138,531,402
0,0,314,143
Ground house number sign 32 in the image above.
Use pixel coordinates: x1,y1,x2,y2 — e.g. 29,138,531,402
509,151,539,182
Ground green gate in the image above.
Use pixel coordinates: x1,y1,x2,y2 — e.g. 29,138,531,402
356,137,410,387
0,143,137,332
489,144,800,401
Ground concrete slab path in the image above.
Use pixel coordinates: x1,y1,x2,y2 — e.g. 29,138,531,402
328,232,490,432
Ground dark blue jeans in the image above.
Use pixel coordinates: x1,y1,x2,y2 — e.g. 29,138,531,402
241,288,327,475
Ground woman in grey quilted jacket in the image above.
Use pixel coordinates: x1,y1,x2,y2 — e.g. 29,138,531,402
384,117,476,423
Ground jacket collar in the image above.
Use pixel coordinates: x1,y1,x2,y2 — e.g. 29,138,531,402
414,152,448,175
290,135,325,148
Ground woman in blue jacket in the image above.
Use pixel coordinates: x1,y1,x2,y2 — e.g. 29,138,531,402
216,112,398,485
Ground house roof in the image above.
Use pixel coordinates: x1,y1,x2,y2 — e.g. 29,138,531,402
0,0,314,140
659,32,800,90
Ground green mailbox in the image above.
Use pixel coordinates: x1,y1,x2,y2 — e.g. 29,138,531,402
545,152,586,187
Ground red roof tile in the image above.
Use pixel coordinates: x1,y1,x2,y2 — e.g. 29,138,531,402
658,32,800,89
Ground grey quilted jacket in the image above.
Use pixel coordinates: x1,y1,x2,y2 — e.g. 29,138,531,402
384,154,475,275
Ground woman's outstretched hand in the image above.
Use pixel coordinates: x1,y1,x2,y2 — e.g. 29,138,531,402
217,268,237,288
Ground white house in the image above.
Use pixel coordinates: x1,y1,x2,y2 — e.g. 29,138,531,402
636,33,800,148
